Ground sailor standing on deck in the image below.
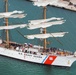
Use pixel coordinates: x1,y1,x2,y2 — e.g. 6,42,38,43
16,46,19,51
74,51,76,57
28,43,33,47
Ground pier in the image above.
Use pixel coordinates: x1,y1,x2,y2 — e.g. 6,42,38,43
50,0,76,12
28,0,76,12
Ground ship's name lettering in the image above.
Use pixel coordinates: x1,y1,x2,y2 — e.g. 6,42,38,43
26,54,42,58
34,55,42,58
26,54,32,56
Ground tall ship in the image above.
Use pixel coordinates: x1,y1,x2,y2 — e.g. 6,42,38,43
0,0,76,67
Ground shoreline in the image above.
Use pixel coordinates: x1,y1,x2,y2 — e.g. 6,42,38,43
27,0,76,12
49,0,76,12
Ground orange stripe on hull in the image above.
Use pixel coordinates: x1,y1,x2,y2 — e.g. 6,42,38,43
44,56,57,65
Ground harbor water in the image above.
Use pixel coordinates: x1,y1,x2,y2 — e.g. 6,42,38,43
0,0,76,75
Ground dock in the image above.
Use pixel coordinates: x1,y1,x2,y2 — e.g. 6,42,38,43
28,0,76,12
49,0,76,12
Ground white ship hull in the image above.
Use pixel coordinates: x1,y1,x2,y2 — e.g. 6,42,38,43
0,47,76,67
0,0,76,68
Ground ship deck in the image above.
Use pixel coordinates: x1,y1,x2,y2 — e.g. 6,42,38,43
0,40,74,57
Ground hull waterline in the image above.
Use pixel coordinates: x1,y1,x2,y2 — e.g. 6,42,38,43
0,47,76,67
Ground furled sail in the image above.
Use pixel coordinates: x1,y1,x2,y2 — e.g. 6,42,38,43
0,24,27,30
28,20,65,29
0,10,26,18
0,14,26,18
7,14,26,18
29,17,63,25
25,32,68,39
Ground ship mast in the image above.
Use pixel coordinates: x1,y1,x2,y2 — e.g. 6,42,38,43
30,0,67,52
5,0,9,48
43,6,47,51
33,1,48,51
